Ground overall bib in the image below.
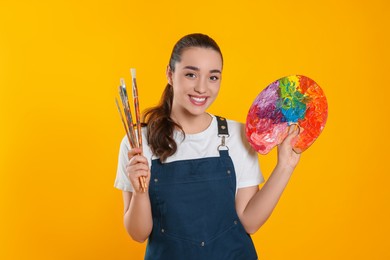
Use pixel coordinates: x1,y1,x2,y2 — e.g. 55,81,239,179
145,116,258,260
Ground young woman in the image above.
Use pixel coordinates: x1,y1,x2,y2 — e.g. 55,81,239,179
115,33,300,259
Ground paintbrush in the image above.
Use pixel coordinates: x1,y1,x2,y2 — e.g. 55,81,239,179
119,79,138,148
115,98,132,147
131,68,143,151
130,68,147,192
117,78,147,192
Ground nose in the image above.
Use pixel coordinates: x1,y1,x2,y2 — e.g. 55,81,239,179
194,78,207,94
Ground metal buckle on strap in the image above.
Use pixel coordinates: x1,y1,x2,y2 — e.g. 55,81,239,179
217,135,229,151
216,116,229,151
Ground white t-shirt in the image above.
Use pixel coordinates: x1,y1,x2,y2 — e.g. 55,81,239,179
114,115,264,192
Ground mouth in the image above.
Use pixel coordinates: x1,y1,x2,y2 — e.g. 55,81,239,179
189,95,208,106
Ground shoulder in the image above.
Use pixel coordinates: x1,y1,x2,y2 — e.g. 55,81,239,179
226,118,245,134
214,116,246,142
213,115,244,130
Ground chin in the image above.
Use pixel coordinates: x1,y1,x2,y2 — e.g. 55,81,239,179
185,107,209,117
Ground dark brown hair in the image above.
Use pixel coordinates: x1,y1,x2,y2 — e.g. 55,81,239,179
143,33,223,162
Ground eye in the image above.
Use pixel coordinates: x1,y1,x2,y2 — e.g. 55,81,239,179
185,73,196,78
210,75,219,81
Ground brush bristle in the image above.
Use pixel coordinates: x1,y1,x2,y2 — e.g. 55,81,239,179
130,68,136,79
120,78,125,87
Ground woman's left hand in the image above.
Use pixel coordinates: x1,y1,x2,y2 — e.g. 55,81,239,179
277,125,301,171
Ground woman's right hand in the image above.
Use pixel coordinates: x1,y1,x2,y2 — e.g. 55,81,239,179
126,147,151,194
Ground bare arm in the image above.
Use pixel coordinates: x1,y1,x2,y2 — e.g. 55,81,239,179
123,148,153,242
236,126,301,234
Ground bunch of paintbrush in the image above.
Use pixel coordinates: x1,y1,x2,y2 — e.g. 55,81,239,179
115,68,147,192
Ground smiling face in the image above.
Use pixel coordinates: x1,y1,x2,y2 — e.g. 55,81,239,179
167,47,223,122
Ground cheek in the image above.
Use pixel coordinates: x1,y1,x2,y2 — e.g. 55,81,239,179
172,83,189,101
211,84,221,95
173,77,191,91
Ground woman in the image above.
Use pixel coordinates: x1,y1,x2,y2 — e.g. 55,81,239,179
115,33,300,259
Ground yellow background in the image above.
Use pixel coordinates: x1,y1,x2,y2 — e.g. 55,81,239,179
1,0,389,259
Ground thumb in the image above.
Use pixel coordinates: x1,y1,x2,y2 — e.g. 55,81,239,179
285,124,300,146
288,124,300,136
281,124,299,146
128,147,142,160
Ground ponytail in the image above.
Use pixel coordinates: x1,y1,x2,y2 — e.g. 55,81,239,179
143,84,184,162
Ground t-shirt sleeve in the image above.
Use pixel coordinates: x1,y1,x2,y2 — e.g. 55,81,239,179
236,144,264,189
233,122,264,189
114,136,134,192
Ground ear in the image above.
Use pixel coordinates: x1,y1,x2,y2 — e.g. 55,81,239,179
166,65,173,85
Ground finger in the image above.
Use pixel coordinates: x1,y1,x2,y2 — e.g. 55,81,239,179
128,170,149,180
126,164,149,178
291,125,301,145
288,124,300,136
285,125,299,142
127,170,149,187
126,163,150,173
127,147,143,160
280,125,299,148
129,155,149,166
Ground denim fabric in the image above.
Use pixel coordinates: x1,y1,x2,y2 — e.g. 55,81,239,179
145,150,257,260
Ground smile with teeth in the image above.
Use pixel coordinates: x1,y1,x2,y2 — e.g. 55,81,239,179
189,95,208,105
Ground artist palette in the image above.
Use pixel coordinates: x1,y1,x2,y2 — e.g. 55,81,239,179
245,75,328,154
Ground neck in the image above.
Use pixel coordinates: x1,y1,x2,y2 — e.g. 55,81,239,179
171,112,212,134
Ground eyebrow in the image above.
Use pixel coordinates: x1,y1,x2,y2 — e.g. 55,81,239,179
183,66,221,74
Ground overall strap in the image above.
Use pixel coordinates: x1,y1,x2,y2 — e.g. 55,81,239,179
216,116,229,151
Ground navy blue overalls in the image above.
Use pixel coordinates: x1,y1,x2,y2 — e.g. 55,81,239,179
145,116,258,260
